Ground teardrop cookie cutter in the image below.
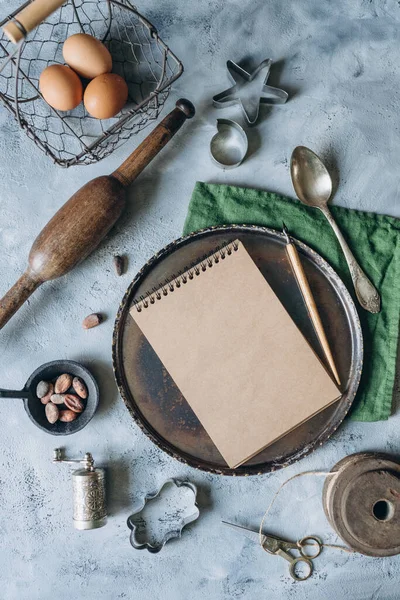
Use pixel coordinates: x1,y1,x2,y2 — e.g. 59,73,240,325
127,479,199,553
213,58,288,125
210,118,248,169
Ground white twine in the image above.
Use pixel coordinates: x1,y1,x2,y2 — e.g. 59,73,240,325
259,470,355,554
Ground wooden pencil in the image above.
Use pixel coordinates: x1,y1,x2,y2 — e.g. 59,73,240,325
283,224,341,387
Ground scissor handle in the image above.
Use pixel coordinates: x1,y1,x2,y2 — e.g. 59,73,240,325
298,536,322,559
275,547,313,581
289,556,313,581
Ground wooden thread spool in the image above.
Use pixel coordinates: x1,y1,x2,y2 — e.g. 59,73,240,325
323,452,400,557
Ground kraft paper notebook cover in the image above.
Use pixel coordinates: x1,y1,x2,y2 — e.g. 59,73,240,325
130,240,340,469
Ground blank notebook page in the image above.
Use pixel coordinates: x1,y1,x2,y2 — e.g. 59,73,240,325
130,240,340,469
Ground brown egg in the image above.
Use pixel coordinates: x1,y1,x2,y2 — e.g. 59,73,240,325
63,33,112,79
39,64,83,111
84,73,128,119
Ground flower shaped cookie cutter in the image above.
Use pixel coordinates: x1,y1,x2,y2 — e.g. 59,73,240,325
127,479,200,553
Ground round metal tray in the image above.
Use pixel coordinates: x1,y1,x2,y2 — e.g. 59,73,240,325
113,225,363,476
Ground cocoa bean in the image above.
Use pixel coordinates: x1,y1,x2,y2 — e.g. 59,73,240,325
82,313,103,329
45,402,59,424
64,394,84,413
113,255,124,276
50,393,66,405
72,376,88,399
36,380,50,399
59,409,77,423
55,373,72,394
40,382,54,405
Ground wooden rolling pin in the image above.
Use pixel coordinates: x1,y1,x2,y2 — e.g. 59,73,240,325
3,0,66,44
0,98,195,330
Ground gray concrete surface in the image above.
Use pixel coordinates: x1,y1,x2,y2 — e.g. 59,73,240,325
1,0,400,598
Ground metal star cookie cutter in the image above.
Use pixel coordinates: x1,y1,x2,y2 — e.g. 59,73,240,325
213,59,288,125
127,479,199,553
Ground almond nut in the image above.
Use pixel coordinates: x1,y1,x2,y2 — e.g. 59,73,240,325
50,393,66,405
36,380,50,399
55,373,72,394
59,409,77,423
72,376,88,399
82,313,103,329
45,402,59,424
64,394,84,413
41,382,54,405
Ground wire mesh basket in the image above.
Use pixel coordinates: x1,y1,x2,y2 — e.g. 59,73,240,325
0,0,183,167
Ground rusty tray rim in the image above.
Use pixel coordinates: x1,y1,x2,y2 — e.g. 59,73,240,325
112,224,363,476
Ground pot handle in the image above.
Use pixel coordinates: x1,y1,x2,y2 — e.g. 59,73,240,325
0,388,30,399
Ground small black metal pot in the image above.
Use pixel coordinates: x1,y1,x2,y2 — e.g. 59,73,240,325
0,360,99,435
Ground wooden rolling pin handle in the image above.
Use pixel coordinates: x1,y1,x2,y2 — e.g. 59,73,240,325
112,98,195,187
3,0,65,44
0,271,42,329
0,99,195,331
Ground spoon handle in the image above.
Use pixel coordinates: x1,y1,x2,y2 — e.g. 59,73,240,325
319,206,381,313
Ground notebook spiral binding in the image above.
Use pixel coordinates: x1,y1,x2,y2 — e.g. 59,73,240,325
133,241,239,312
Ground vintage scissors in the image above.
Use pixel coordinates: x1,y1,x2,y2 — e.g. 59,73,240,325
222,521,322,581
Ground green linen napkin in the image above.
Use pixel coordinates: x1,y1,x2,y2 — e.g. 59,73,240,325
183,182,400,421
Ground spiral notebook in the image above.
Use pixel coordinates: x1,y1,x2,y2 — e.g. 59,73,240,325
130,240,340,468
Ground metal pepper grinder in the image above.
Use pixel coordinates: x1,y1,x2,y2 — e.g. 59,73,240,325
53,448,107,530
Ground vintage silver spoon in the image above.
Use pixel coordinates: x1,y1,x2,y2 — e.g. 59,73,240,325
290,146,380,313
